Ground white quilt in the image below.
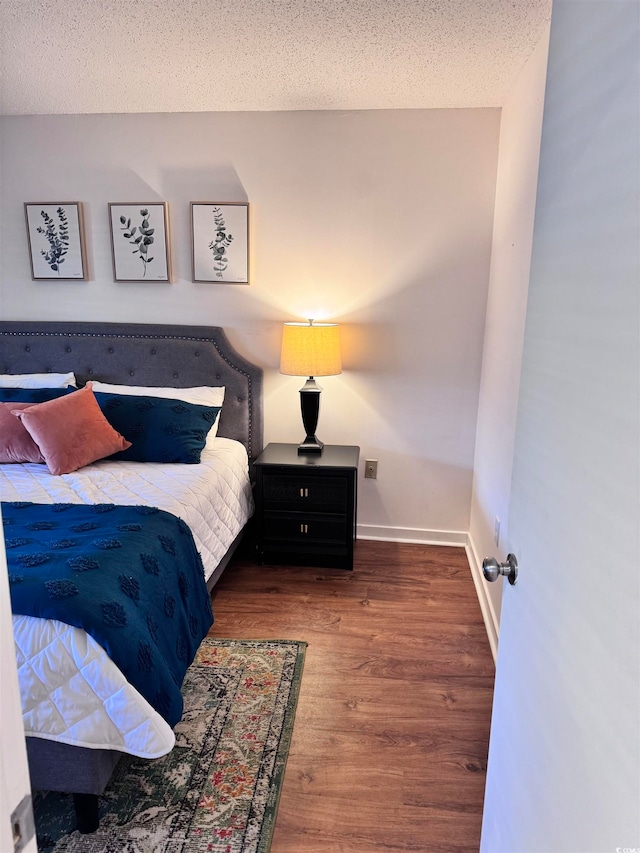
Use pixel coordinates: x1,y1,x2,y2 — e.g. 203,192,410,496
2,438,253,759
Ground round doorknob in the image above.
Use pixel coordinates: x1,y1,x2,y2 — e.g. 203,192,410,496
482,553,518,586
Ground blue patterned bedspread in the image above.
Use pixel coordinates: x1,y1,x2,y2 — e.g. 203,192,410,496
4,501,213,727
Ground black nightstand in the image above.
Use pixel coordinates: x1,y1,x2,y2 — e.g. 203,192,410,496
254,443,360,570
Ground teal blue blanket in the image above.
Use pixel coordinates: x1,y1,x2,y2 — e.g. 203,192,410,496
4,501,213,727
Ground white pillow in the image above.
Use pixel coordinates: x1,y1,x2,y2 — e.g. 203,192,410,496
89,382,225,447
0,372,77,389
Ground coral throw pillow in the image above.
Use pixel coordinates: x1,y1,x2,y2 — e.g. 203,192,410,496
0,403,46,464
12,383,131,475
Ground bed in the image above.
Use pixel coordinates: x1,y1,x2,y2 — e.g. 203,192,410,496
0,321,263,832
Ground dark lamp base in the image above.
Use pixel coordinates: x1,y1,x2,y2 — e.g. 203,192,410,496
298,377,324,455
298,436,324,454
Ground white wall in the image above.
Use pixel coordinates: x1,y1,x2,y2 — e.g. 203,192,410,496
0,109,500,540
468,26,550,651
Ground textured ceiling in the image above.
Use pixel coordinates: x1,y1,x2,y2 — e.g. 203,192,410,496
0,0,551,116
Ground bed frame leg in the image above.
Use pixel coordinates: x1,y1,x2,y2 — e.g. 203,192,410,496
73,793,99,834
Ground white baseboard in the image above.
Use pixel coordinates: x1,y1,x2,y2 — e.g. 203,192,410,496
357,524,467,547
465,535,499,663
356,524,499,662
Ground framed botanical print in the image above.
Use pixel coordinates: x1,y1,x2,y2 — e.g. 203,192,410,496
191,202,249,284
24,202,88,280
109,203,171,282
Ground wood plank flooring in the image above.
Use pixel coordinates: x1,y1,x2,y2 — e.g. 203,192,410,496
210,539,495,853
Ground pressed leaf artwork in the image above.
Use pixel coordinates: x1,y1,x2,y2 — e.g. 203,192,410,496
191,202,249,283
24,203,87,280
109,203,170,282
37,207,69,274
209,207,234,278
119,208,156,277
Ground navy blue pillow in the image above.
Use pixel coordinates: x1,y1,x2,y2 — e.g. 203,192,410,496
0,387,74,404
94,392,221,464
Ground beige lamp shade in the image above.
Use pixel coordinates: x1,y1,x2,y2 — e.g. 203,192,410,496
280,321,342,377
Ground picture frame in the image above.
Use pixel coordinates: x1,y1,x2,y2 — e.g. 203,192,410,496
108,203,171,282
191,202,249,284
24,202,88,280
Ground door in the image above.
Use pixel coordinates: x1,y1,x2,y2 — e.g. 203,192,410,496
481,2,639,851
0,508,37,853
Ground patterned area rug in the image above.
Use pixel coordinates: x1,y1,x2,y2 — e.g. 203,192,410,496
34,638,306,853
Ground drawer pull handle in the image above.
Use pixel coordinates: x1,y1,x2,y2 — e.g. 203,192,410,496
300,523,308,534
299,487,310,498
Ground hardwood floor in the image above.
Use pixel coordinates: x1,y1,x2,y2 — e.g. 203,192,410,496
210,538,495,853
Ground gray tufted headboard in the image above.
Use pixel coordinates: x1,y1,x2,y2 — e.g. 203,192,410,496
0,321,263,462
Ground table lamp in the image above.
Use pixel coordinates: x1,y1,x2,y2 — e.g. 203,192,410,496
280,319,342,454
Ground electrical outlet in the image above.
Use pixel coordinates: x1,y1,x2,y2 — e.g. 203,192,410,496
364,459,378,479
494,516,501,547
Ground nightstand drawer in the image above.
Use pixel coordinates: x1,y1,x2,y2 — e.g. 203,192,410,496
262,512,347,546
262,474,347,512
